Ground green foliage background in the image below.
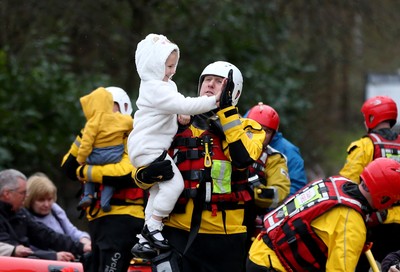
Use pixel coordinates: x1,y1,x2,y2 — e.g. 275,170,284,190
1,1,400,222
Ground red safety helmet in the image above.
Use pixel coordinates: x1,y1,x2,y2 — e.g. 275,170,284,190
361,96,397,129
360,158,400,210
247,102,280,131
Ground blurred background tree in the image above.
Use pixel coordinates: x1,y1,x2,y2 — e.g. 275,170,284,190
1,0,400,226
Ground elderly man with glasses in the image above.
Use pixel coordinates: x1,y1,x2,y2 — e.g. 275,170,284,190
0,169,90,261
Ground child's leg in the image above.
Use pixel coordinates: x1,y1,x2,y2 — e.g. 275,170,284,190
139,183,158,245
142,156,183,249
145,184,158,222
84,182,95,196
152,157,184,218
100,186,114,212
78,182,95,208
131,184,159,258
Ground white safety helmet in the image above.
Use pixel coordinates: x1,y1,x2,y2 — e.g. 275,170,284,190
105,86,133,115
198,61,243,106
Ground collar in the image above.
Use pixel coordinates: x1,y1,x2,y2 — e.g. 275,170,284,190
342,182,372,214
0,200,16,218
370,128,398,140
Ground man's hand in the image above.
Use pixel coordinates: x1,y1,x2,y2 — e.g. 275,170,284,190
389,264,400,272
56,251,75,261
80,237,92,253
219,69,234,109
14,245,33,257
135,151,174,188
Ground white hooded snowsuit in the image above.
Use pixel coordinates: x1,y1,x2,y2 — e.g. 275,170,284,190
128,34,217,218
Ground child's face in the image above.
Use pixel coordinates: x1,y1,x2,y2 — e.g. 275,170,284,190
163,51,178,82
113,102,120,113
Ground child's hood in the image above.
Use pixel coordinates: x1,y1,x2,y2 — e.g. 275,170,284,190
80,87,114,120
135,33,179,81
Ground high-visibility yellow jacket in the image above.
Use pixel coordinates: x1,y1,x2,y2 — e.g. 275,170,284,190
132,106,265,235
339,136,374,183
61,131,144,221
249,206,366,271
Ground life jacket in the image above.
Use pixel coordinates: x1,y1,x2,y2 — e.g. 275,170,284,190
249,149,268,179
368,133,400,162
108,186,144,205
85,183,144,218
248,146,282,185
170,127,251,216
261,176,366,272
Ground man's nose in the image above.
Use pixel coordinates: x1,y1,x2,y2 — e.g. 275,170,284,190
208,79,216,87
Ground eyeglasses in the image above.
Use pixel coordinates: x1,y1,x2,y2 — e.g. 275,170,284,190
10,189,27,196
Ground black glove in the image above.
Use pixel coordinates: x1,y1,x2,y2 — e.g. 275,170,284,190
136,151,174,184
219,69,234,109
256,188,275,199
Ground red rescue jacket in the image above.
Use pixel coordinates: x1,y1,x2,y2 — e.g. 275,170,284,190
262,176,366,272
368,132,400,161
170,127,251,216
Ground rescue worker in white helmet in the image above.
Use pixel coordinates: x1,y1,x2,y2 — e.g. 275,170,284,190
76,87,134,212
339,95,400,271
106,86,133,115
130,61,265,272
247,157,400,272
244,102,290,251
61,86,157,272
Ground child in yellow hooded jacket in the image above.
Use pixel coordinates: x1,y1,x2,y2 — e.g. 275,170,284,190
77,87,133,212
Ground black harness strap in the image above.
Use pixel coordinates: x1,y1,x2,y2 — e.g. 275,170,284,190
172,137,202,148
262,234,274,250
176,150,203,165
279,222,312,271
292,218,326,270
183,170,208,254
181,170,204,181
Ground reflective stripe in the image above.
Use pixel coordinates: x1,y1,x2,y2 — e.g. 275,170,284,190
222,119,241,132
74,138,81,148
87,165,93,182
211,160,232,194
262,177,365,271
265,180,329,231
370,133,400,162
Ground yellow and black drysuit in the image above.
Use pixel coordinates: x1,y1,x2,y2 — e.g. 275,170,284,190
134,106,265,272
244,145,290,250
247,176,371,272
61,131,145,272
340,128,400,270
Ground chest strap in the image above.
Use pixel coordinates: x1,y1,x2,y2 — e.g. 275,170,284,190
175,150,205,165
172,137,203,148
180,169,248,182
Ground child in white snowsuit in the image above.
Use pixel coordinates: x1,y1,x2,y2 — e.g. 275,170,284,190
128,33,219,254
